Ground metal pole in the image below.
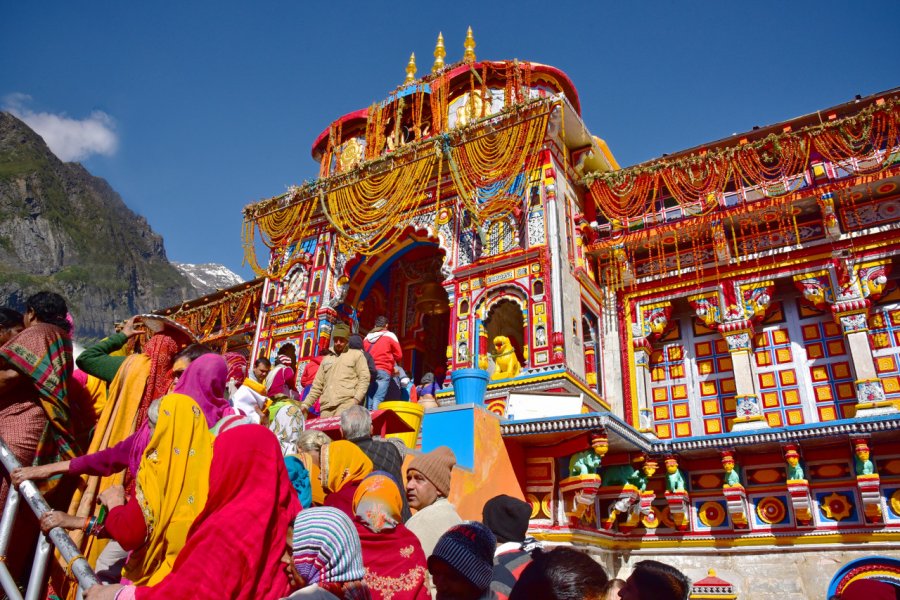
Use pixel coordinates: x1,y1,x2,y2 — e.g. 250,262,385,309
25,535,51,600
0,486,24,600
0,437,99,592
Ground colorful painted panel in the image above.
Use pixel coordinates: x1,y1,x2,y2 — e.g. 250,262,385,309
754,324,806,427
870,301,900,402
799,306,857,420
650,332,692,439
693,322,737,434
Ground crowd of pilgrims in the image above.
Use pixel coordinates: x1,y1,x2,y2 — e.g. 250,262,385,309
0,292,693,600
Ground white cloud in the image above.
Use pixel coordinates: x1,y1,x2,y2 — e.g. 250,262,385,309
3,93,118,162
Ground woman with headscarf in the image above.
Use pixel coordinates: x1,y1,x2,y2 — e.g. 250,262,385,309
297,430,332,506
0,292,91,583
320,440,373,517
285,507,371,600
14,354,234,579
85,424,301,600
267,394,305,456
224,351,248,399
39,393,215,585
352,473,429,600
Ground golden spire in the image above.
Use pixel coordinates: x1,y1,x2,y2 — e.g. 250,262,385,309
432,32,446,73
463,26,476,63
405,52,417,84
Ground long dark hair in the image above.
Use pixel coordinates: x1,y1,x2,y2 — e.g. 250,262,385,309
0,307,24,330
25,291,71,333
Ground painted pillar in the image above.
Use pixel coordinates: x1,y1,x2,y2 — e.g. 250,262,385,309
833,300,894,416
632,336,654,432
722,320,768,431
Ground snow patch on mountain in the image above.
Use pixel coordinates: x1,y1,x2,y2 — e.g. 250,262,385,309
173,262,244,296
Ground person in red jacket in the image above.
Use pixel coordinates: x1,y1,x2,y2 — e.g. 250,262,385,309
299,349,331,406
364,316,403,410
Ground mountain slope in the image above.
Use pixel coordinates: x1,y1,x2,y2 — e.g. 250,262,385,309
173,262,244,296
0,112,194,340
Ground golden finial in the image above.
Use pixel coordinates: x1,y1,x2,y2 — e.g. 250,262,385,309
463,26,476,63
405,52,417,84
432,32,446,73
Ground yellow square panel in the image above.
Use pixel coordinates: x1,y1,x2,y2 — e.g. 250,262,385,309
786,409,804,425
776,348,793,363
784,389,801,405
759,373,777,389
725,416,735,431
651,367,666,382
672,385,688,400
653,387,668,402
668,346,683,360
756,351,772,367
697,360,714,375
695,342,712,357
802,324,820,340
824,322,842,337
763,392,779,408
766,412,783,427
673,403,689,418
890,309,900,325
721,379,736,393
827,340,846,356
703,399,719,415
655,405,670,420
724,397,737,412
773,329,790,344
811,366,829,381
840,404,857,419
872,333,891,349
670,364,685,378
833,362,851,379
755,333,769,347
715,339,729,354
870,314,886,328
837,383,855,399
705,419,722,434
815,386,833,401
675,422,692,437
651,350,664,363
876,356,897,372
780,370,797,385
884,376,900,393
806,343,824,359
700,381,718,396
819,406,837,421
656,424,671,439
717,356,733,372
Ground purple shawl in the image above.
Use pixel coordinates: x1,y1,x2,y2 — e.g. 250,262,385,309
127,354,232,476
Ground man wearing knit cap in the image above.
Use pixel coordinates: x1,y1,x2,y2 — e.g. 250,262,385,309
301,322,371,418
482,495,537,600
429,522,497,600
405,446,463,556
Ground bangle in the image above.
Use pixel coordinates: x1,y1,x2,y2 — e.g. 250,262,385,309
81,516,90,532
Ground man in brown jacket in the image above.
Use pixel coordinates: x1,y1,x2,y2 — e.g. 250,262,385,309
301,322,370,418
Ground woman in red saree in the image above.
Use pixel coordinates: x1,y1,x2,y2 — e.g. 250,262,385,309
352,472,429,600
85,424,302,600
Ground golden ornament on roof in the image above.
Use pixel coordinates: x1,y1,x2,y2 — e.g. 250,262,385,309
405,52,417,84
463,26,476,63
432,32,446,73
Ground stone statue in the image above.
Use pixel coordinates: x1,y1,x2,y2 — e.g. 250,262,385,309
664,457,686,493
722,451,741,487
568,431,609,476
784,445,804,481
854,440,876,476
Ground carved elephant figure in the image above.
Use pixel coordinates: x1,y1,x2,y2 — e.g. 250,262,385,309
569,450,603,476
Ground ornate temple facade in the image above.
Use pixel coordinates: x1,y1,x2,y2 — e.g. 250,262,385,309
237,31,900,597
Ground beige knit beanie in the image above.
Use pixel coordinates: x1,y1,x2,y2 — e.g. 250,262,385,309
408,446,456,497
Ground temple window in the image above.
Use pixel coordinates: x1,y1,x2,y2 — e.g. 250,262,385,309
302,337,313,358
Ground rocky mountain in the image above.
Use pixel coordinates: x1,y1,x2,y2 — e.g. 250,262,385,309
172,262,244,296
0,112,195,341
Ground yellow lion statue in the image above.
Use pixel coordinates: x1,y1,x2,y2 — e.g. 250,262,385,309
490,335,521,380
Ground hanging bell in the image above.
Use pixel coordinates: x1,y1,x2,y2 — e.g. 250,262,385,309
416,281,449,315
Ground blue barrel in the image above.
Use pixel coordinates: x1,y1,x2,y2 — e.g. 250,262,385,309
451,368,490,404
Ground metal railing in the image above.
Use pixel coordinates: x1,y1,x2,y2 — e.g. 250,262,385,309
0,437,98,600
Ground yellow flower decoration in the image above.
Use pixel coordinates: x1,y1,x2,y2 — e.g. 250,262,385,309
820,492,852,521
756,496,787,525
698,501,726,528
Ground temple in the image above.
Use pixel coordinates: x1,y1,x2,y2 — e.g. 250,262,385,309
228,30,900,597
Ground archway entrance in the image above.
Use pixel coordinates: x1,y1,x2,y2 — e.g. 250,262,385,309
340,239,449,386
483,299,526,365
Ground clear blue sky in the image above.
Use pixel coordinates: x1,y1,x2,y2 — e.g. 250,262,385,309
3,1,898,280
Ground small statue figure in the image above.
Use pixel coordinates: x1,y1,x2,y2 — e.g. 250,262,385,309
722,451,741,487
568,431,609,476
664,456,686,493
854,440,876,476
606,457,658,521
490,335,521,380
784,444,804,481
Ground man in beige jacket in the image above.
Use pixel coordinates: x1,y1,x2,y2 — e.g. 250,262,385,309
301,322,370,418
